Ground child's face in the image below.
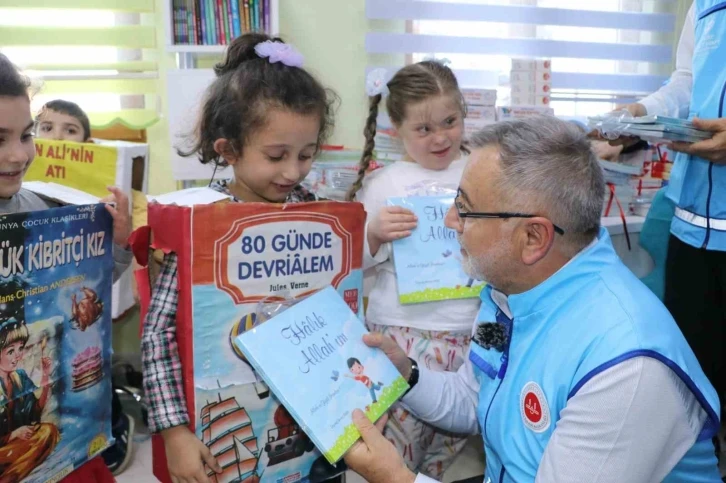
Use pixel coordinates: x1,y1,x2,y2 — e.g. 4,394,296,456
350,362,364,375
229,109,319,203
397,94,464,171
0,96,35,199
0,341,24,373
36,109,86,143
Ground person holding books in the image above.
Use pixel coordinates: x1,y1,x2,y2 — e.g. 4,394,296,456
35,98,137,476
0,53,133,483
343,117,721,483
346,61,479,481
140,33,343,483
609,3,726,449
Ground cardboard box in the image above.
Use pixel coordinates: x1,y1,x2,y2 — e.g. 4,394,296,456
466,105,497,122
461,88,498,106
510,81,552,95
465,120,496,137
509,70,552,83
511,59,552,72
23,137,149,320
497,106,555,119
132,195,367,483
510,94,552,107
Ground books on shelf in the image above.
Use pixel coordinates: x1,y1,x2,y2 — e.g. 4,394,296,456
172,0,271,46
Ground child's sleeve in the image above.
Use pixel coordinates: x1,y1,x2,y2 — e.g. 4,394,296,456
356,174,392,270
141,252,190,433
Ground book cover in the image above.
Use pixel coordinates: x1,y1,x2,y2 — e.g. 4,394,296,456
264,0,270,33
206,0,216,45
199,0,207,45
222,0,231,43
189,0,198,45
0,204,114,482
230,0,241,38
250,0,257,30
257,0,264,30
141,200,366,483
216,0,225,44
235,286,409,464
243,0,250,32
388,195,485,304
172,0,180,43
194,0,203,45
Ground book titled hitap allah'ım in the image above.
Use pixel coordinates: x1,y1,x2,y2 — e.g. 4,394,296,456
234,286,409,464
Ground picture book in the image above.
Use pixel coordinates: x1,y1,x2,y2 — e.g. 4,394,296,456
138,199,366,483
388,195,485,304
0,204,114,482
235,286,409,464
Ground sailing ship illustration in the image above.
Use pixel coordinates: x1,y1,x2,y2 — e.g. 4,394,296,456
201,394,262,483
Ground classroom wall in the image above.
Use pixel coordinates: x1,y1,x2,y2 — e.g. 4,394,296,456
146,0,402,195
146,0,689,195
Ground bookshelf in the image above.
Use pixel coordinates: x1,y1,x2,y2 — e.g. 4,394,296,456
163,0,280,55
163,0,280,182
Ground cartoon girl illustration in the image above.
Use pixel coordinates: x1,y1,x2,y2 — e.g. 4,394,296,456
0,319,59,482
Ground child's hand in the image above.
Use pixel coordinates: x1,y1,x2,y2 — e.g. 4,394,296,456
162,425,222,483
368,206,417,256
101,186,131,249
40,357,52,381
10,426,36,441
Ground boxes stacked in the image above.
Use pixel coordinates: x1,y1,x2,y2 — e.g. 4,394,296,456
510,59,552,107
462,88,497,138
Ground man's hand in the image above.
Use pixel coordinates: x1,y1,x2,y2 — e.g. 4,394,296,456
670,117,726,164
363,332,412,379
616,103,647,118
101,186,132,248
588,103,646,148
344,410,417,483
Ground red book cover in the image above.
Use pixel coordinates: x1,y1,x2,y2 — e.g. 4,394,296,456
138,200,366,483
216,0,225,44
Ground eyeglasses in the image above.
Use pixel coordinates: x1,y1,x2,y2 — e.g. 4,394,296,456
454,189,565,235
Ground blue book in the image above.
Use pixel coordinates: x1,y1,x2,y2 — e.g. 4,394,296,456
388,195,485,304
230,0,241,38
206,0,216,45
235,286,408,464
199,0,207,45
0,204,114,482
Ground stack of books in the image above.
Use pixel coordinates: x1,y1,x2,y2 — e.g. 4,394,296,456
373,113,406,163
172,0,271,46
302,148,393,201
589,115,711,143
462,88,497,138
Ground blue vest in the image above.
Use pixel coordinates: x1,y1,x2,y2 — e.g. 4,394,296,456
668,0,726,250
470,229,721,482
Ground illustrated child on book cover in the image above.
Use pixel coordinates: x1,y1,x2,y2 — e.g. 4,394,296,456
345,358,384,405
0,318,59,482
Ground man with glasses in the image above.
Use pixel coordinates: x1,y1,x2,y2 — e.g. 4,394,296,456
343,117,721,483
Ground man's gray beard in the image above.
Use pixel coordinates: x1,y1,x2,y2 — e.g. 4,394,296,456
461,251,485,282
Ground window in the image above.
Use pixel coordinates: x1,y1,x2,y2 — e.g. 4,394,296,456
367,0,677,118
0,2,158,130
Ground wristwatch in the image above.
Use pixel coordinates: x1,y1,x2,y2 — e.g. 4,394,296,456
403,357,419,396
